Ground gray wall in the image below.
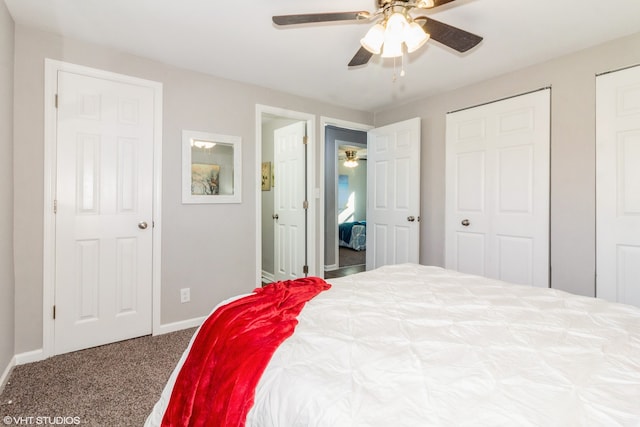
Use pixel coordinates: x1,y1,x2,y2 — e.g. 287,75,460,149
9,20,640,356
12,25,372,354
375,31,640,297
0,0,15,383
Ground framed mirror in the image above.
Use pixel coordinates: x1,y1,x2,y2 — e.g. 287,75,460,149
182,130,242,204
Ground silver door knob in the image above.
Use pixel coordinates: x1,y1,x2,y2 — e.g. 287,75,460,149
272,214,279,220
138,221,148,230
407,216,416,222
461,219,470,227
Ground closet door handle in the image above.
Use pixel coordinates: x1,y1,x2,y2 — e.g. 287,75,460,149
272,214,279,220
461,219,470,227
407,216,416,222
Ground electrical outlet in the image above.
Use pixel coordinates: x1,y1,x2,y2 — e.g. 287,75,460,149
180,288,190,303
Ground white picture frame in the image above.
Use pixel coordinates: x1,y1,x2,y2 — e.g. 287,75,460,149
182,129,242,204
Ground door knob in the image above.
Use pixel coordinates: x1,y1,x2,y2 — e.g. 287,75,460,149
272,214,279,220
461,219,470,227
138,221,148,230
407,216,415,222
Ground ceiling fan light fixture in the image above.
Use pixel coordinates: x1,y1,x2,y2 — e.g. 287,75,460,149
416,0,435,8
381,13,407,58
381,39,403,58
385,12,408,37
360,23,385,54
404,21,430,53
344,150,359,168
191,139,216,149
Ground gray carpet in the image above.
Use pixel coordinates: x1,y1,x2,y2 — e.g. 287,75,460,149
0,328,196,426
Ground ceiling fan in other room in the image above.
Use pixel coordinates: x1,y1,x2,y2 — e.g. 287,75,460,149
272,0,483,68
338,147,367,168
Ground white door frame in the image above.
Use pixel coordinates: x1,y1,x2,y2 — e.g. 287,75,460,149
43,59,163,359
319,117,373,274
255,105,315,286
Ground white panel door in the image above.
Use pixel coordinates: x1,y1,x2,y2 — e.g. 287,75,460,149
597,65,640,307
274,122,307,281
445,89,550,287
366,118,421,270
55,71,155,354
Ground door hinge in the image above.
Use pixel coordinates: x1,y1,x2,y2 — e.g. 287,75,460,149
303,265,309,275
53,305,56,320
53,199,57,214
303,200,309,209
303,135,308,145
54,94,58,109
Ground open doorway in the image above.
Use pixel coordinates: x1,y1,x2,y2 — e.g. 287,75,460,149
256,106,315,286
324,125,367,279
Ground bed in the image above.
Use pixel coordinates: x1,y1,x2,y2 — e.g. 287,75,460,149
338,221,366,251
146,264,640,426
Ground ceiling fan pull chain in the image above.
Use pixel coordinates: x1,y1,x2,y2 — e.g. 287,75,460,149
392,56,397,82
400,51,406,77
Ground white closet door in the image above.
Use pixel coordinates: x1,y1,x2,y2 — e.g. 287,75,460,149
445,89,550,287
596,65,640,307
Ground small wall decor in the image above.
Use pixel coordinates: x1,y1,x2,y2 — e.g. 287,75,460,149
182,130,242,204
261,162,271,191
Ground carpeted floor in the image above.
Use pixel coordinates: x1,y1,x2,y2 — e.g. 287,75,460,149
0,328,196,426
339,247,366,267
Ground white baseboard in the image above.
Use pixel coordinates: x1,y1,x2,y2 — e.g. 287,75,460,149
10,321,202,367
0,356,16,393
261,270,275,284
154,316,206,336
324,264,338,272
15,348,45,365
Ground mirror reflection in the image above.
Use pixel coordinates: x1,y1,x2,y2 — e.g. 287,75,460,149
190,140,235,196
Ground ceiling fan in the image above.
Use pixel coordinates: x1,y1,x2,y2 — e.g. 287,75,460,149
338,147,367,167
272,0,483,67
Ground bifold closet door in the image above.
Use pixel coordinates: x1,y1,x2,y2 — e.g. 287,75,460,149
445,89,550,287
596,65,640,308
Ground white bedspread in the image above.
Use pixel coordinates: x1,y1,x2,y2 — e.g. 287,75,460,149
245,264,640,426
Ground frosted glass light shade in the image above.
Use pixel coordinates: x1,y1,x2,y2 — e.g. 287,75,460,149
381,37,403,58
360,24,385,54
381,13,406,58
404,22,429,53
386,12,407,36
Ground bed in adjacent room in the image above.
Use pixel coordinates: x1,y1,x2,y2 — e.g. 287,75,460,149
338,220,366,251
146,264,640,426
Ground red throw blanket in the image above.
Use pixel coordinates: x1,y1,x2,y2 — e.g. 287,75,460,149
161,277,331,427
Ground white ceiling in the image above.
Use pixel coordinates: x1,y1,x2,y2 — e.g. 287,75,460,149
5,0,640,112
